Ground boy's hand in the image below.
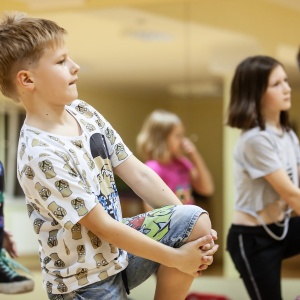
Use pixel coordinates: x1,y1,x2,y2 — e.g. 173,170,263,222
174,235,219,277
211,229,218,241
200,229,218,251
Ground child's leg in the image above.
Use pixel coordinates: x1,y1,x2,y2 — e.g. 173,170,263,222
227,224,282,300
154,212,212,300
123,205,215,299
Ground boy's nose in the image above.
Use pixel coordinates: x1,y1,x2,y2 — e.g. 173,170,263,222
69,58,80,74
73,63,80,74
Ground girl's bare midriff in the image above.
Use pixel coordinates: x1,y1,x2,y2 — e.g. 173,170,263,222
233,199,287,226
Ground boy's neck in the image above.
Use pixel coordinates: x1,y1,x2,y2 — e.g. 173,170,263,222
25,108,82,137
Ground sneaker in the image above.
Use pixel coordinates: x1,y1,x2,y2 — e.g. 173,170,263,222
0,249,34,294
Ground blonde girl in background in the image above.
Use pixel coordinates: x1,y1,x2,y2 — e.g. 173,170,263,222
137,109,214,211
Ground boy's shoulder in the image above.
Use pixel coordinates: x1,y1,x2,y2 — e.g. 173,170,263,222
68,99,107,129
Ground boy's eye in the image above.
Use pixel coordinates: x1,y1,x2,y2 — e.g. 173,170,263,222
58,59,65,65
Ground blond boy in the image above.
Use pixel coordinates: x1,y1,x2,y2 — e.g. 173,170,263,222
0,12,218,300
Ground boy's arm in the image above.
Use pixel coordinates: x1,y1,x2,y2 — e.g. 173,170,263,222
114,155,182,209
115,155,218,246
79,203,217,277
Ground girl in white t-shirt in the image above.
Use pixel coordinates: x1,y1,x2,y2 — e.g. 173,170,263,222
226,55,300,300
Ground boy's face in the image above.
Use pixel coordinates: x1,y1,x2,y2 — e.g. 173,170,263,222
28,43,80,104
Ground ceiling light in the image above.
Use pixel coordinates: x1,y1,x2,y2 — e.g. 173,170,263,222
168,82,221,97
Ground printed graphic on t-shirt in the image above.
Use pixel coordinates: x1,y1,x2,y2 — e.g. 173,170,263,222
17,100,131,295
90,133,119,221
175,184,193,205
286,164,293,182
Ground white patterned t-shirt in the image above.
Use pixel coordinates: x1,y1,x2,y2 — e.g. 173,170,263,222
17,100,132,294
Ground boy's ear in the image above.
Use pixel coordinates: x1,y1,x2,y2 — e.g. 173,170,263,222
16,70,34,90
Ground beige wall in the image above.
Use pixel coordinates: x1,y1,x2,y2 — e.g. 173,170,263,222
77,85,224,265
76,79,300,272
1,0,300,276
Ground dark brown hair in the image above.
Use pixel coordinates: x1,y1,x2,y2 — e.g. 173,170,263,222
226,55,290,130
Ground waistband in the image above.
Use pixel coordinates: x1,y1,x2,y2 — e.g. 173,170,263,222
229,222,285,235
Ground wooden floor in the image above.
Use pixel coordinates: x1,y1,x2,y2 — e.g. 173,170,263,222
18,253,300,278
2,266,299,300
1,254,297,300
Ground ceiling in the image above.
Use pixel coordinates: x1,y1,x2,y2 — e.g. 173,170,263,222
40,7,262,97
1,0,300,103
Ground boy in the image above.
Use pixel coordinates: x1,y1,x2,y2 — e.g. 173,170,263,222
0,12,218,300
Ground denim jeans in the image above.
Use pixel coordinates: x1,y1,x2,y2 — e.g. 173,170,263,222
48,204,206,300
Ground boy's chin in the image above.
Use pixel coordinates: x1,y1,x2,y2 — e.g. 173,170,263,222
67,96,78,104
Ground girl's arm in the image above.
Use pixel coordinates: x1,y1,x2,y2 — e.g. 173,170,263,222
265,169,300,215
182,138,214,196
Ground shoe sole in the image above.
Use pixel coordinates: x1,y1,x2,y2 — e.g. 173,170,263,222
0,279,34,294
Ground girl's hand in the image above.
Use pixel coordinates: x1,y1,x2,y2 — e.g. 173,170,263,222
182,137,197,156
3,229,19,258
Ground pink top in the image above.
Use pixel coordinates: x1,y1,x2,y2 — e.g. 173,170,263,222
146,157,195,205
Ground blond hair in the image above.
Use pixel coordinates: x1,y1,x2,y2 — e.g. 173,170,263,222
0,11,67,102
136,109,181,162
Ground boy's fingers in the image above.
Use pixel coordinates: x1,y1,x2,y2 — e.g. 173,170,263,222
195,235,212,248
200,241,215,251
211,229,218,240
202,255,213,265
202,244,219,256
208,244,219,254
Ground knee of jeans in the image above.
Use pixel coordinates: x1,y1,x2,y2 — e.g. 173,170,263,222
187,212,212,242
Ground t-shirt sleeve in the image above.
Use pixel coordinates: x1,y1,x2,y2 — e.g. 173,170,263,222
20,155,98,230
242,134,283,179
